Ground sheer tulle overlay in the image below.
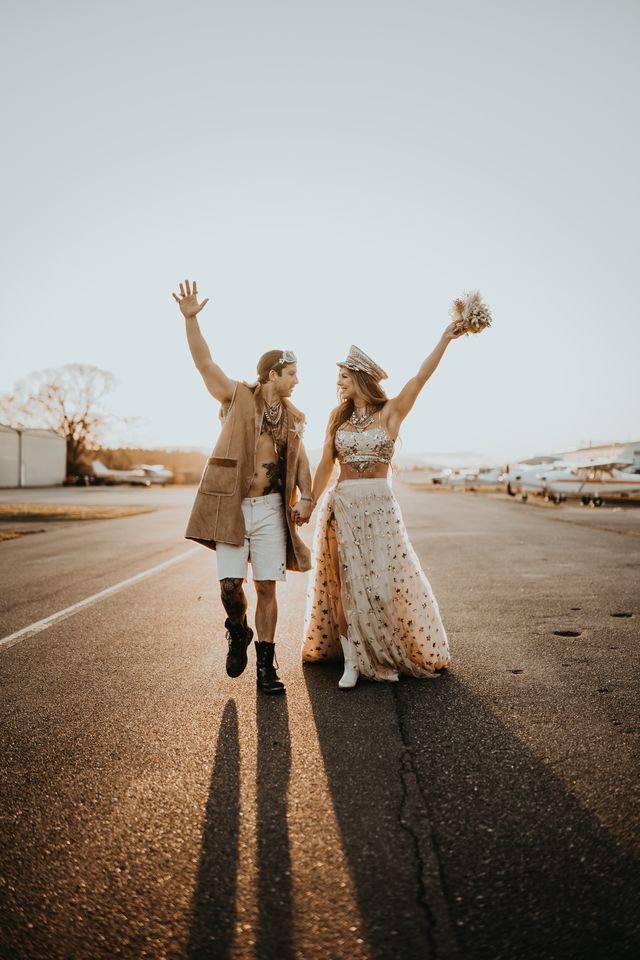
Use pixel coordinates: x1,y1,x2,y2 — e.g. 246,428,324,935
302,479,450,681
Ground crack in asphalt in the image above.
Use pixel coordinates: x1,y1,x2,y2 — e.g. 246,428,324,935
391,684,461,960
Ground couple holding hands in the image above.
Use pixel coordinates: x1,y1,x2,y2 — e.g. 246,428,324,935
173,278,466,696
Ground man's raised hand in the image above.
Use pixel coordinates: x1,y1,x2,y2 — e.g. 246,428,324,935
172,278,209,319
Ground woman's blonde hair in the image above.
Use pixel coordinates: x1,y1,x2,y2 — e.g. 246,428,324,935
328,368,388,449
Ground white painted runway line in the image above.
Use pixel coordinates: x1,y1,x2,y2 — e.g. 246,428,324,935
0,547,200,654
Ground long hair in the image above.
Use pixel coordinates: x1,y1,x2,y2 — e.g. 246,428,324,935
328,368,389,449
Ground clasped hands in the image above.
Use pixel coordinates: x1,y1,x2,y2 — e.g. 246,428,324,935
291,499,315,526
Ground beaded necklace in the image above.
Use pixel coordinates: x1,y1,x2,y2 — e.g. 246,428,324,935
262,399,288,451
263,399,283,428
348,406,376,432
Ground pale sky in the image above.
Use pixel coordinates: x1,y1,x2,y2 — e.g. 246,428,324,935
1,0,639,461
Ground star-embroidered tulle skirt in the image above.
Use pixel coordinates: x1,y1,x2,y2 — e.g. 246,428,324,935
302,478,450,680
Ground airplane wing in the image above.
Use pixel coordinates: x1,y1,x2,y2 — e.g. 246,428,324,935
566,457,634,470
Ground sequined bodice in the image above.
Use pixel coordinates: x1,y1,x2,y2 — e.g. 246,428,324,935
335,425,395,468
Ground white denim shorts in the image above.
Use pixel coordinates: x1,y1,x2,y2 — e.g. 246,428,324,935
215,493,287,582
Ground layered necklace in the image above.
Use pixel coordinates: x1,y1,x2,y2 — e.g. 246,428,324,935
348,405,375,431
263,398,283,430
262,398,288,451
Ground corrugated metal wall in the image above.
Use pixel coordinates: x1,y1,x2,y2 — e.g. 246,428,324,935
0,425,66,487
0,425,20,487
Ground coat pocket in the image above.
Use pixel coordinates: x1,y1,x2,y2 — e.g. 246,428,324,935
200,456,238,496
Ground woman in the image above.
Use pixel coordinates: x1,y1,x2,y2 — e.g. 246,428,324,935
301,322,463,688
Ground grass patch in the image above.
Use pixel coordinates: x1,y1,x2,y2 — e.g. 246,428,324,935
0,504,156,522
0,530,37,541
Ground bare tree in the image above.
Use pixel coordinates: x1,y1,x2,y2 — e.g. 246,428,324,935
0,364,124,475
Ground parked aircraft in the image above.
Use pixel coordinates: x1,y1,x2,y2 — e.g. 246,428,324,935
131,464,174,485
467,466,505,488
430,468,454,485
430,465,506,489
92,460,173,486
543,460,640,506
449,470,483,488
504,458,640,506
503,461,560,500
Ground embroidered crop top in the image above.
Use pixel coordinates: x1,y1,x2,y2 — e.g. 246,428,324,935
335,425,395,467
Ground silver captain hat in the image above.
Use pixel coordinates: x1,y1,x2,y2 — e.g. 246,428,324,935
337,345,388,382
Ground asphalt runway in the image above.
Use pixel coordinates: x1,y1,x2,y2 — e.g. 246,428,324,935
0,485,638,960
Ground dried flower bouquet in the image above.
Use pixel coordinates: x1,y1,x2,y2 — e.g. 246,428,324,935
450,291,492,336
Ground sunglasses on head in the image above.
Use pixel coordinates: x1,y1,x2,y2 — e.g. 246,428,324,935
279,351,297,364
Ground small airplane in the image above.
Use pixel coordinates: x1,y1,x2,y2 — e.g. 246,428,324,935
503,461,560,500
467,466,505,488
131,464,174,485
430,468,454,485
429,467,478,487
504,458,640,506
91,460,173,486
428,466,505,488
542,459,640,506
449,469,481,488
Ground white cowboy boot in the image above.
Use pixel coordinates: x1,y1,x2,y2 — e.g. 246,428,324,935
338,634,359,689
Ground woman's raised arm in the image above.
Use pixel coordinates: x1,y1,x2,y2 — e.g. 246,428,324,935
385,320,463,436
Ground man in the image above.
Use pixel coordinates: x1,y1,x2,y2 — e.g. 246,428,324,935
172,279,315,695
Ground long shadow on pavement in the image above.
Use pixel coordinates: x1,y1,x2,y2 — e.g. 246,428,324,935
186,694,294,960
303,662,434,959
187,699,240,960
304,663,640,960
398,671,640,960
255,692,294,960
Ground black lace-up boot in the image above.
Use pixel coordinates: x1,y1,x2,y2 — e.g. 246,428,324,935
225,617,253,677
255,641,286,695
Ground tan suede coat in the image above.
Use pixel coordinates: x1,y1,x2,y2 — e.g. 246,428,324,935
185,381,311,573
